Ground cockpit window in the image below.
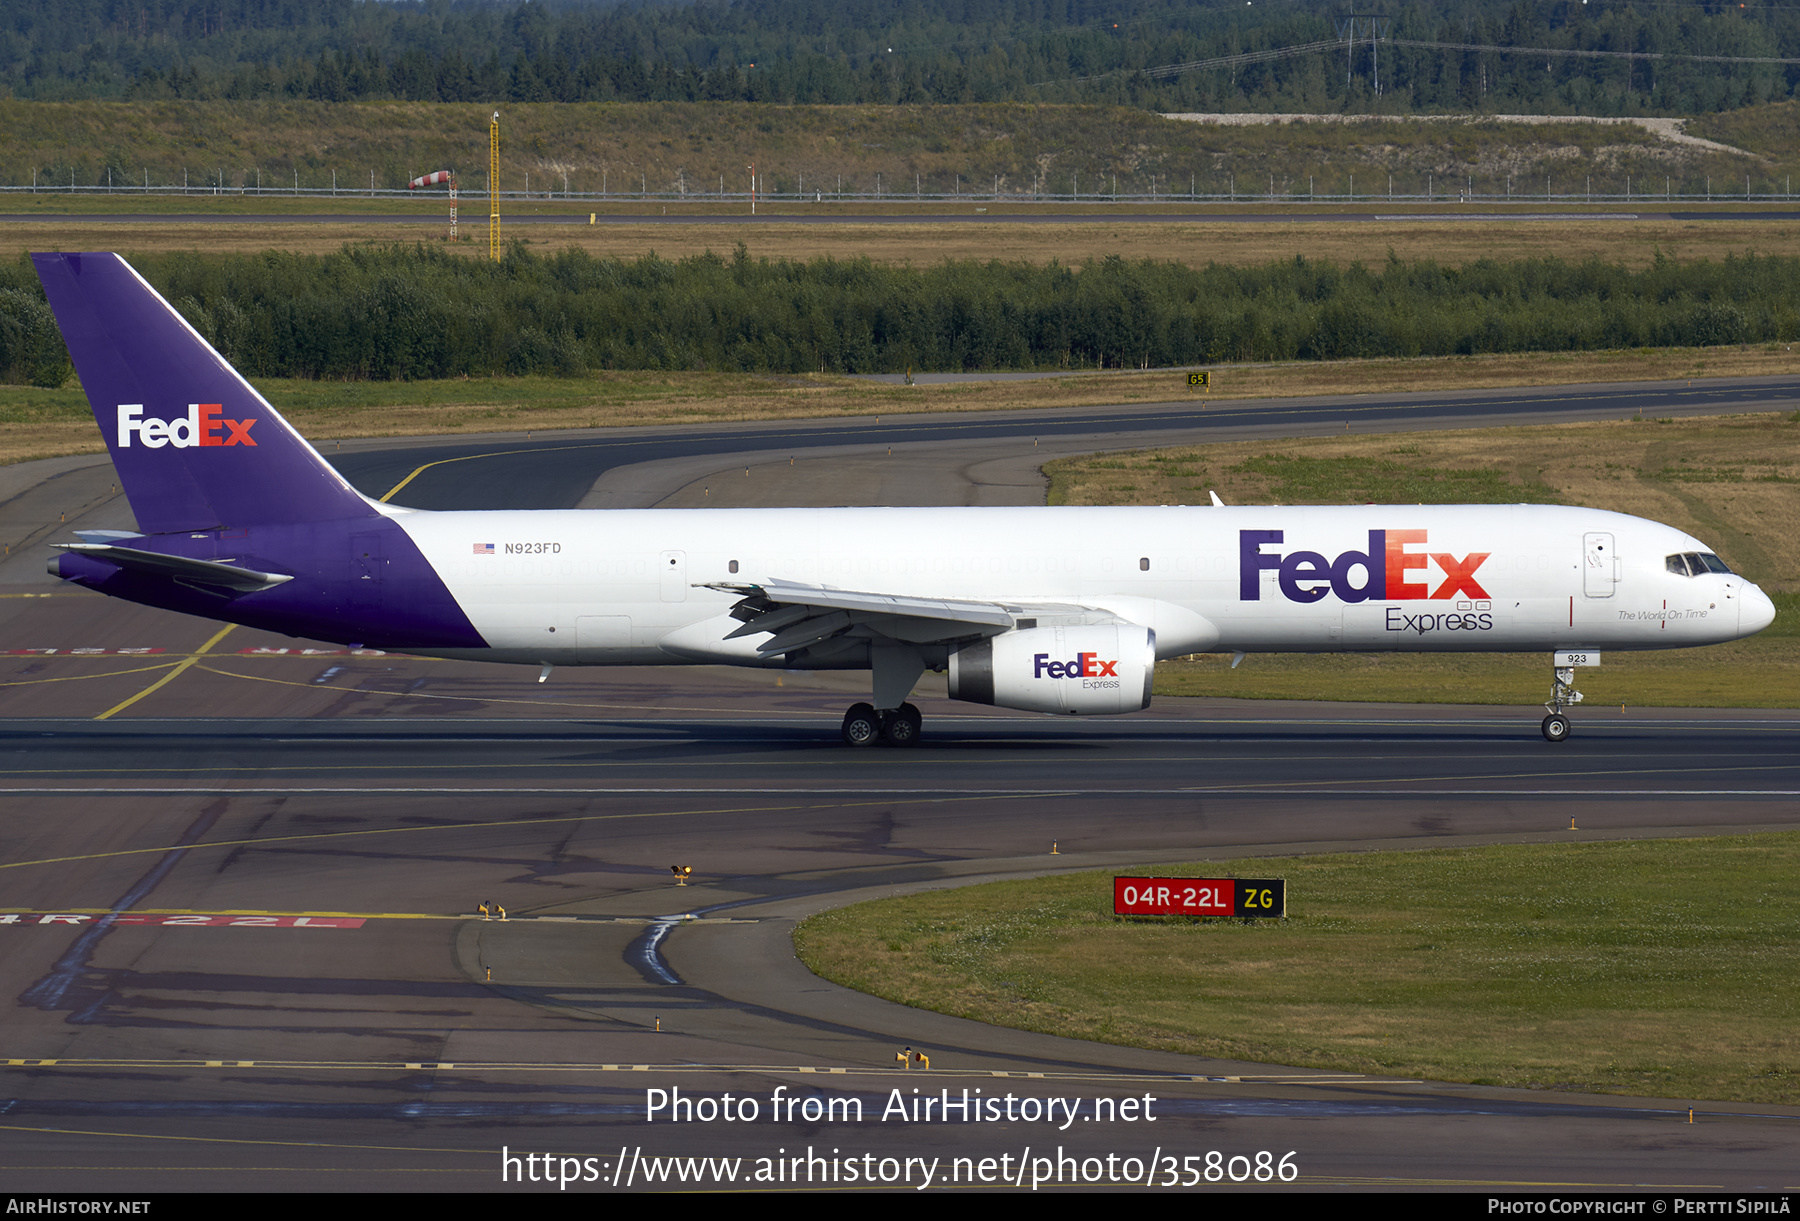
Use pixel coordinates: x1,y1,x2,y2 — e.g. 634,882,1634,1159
1666,552,1734,577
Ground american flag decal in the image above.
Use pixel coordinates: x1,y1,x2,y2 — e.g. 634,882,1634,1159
473,543,494,555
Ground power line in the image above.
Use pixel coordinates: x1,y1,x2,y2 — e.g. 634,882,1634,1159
1081,34,1800,84
1071,38,1344,83
1391,38,1800,66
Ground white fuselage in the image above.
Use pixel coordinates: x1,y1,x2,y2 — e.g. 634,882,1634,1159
384,503,1774,667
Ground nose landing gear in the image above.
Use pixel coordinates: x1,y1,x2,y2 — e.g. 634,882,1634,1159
1542,663,1583,742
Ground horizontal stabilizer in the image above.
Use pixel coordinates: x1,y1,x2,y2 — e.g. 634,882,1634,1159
52,543,293,593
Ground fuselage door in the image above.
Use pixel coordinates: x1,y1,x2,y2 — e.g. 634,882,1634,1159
1583,532,1617,598
659,550,688,602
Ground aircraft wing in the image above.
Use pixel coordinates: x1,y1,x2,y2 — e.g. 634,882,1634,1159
703,577,1101,654
52,543,294,593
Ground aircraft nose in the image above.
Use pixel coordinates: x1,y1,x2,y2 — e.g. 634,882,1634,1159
1740,583,1777,637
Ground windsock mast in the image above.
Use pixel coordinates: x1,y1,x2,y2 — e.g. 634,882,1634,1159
408,169,457,240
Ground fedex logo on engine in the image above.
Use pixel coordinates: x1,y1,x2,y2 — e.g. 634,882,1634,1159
1240,529,1490,603
1034,652,1119,679
116,404,257,449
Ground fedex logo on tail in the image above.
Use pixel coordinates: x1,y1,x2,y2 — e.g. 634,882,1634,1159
1241,529,1490,603
116,404,257,449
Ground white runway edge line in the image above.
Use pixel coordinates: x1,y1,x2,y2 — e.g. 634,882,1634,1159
0,787,1796,797
0,1058,1394,1085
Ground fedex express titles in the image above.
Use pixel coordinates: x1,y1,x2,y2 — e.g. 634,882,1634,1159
1241,528,1496,634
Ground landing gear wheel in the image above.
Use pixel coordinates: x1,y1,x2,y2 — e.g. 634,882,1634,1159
1541,713,1571,743
841,703,880,747
880,703,923,747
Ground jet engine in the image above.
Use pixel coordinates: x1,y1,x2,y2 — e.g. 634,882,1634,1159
948,624,1155,715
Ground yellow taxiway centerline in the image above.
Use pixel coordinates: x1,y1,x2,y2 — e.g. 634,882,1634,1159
92,623,237,720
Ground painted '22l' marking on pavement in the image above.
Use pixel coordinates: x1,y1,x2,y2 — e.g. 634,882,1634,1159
0,913,365,928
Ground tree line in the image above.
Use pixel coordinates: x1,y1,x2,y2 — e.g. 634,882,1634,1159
3,244,1795,387
6,0,1799,116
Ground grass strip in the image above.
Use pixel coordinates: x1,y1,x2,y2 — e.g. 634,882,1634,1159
795,834,1800,1102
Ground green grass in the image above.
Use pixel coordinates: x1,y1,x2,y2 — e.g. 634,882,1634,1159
0,99,1780,201
0,384,90,426
1223,452,1559,505
795,835,1800,1101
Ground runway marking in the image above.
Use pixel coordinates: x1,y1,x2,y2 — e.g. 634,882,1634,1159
378,439,643,503
0,908,744,925
0,1121,481,1157
92,624,236,721
0,661,184,689
0,786,1796,799
0,792,1044,872
2,647,169,655
46,664,1800,742
0,1057,1403,1084
191,661,829,715
0,913,366,928
1,738,1794,791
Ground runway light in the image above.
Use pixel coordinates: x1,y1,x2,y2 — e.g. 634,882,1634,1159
671,865,693,885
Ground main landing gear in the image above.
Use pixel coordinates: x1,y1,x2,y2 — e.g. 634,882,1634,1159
841,702,923,747
1541,663,1583,743
843,645,928,747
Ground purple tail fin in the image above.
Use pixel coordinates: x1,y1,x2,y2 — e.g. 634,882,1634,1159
33,252,376,534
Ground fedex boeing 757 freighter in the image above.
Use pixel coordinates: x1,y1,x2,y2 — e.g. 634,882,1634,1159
34,252,1777,744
